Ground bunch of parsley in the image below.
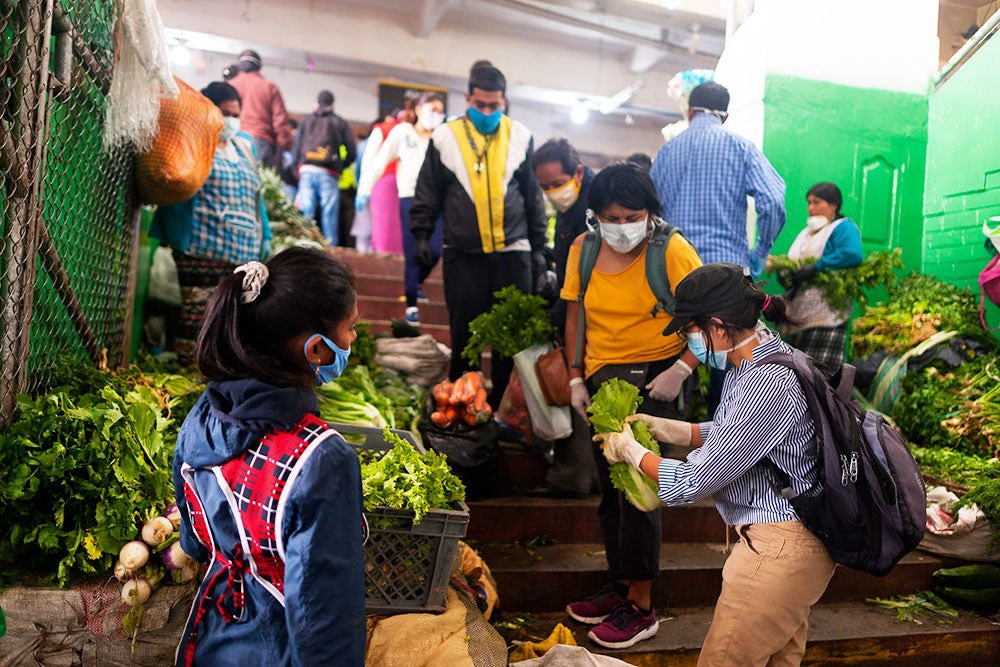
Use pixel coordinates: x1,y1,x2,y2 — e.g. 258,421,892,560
463,285,555,366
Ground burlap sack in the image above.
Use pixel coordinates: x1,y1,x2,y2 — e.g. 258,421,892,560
135,77,223,205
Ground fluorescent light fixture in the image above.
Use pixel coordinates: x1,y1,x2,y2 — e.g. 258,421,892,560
171,44,191,67
570,102,589,125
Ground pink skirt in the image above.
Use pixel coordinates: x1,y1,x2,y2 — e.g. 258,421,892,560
370,173,403,254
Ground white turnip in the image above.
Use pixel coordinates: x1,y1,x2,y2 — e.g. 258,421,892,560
118,541,150,571
162,541,195,571
121,578,151,606
163,503,182,530
175,560,199,584
141,516,174,546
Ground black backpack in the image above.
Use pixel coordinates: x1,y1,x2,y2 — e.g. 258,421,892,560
759,349,926,576
572,218,680,369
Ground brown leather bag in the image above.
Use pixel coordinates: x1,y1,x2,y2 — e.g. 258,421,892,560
535,346,571,407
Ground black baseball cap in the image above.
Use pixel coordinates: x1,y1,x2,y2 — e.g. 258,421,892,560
662,263,755,336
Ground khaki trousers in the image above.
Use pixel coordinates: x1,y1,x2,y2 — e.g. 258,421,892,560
698,521,836,667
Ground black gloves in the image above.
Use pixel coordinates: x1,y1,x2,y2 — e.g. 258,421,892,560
791,263,818,285
781,263,818,301
414,236,434,268
531,251,548,283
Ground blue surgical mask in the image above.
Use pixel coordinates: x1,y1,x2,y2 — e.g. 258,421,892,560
305,333,350,385
467,106,503,134
686,330,758,370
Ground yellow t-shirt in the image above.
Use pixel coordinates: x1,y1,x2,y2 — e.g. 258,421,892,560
560,234,703,378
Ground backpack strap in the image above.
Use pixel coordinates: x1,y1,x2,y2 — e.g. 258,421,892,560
645,218,679,318
572,223,601,369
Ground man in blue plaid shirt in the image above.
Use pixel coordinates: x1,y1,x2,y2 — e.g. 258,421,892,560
651,81,786,417
650,81,786,279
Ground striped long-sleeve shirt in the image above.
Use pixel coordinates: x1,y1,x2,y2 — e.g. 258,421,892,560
650,114,786,267
656,333,820,526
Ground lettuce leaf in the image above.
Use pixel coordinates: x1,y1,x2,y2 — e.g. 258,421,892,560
588,381,662,511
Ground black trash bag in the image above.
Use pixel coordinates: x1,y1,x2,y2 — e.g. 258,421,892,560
852,351,889,395
419,417,500,500
907,337,988,372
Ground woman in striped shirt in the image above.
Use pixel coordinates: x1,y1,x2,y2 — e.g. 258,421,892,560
598,262,836,667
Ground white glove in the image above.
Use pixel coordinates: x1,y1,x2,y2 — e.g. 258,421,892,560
625,413,692,446
594,423,649,469
570,379,591,420
645,360,693,402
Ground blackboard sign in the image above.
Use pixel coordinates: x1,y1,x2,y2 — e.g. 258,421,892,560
378,80,449,119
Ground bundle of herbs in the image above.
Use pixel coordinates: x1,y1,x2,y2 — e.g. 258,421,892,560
463,285,555,367
0,358,202,586
766,248,902,311
258,168,327,253
852,273,994,358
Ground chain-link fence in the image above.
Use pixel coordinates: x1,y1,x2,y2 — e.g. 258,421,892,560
0,0,138,423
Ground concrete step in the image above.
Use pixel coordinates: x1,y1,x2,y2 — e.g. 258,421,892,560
497,601,1000,666
476,541,959,612
358,295,449,326
330,247,443,281
466,496,725,545
352,272,445,301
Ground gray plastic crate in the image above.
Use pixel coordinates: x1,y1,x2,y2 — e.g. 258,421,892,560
331,423,471,615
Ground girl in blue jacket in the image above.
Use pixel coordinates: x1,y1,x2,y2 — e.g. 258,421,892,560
172,247,365,666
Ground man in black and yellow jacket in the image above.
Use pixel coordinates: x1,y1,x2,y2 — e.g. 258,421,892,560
411,65,548,407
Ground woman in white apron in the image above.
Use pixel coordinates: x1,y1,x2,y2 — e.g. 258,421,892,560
779,182,863,367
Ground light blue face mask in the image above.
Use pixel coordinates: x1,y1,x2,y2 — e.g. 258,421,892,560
467,106,503,134
686,329,758,370
305,333,350,385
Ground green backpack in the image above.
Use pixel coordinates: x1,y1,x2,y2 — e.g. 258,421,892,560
572,219,680,369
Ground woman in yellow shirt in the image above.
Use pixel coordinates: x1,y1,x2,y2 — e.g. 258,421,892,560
561,162,702,650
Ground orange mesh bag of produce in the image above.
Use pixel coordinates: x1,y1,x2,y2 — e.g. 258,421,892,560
135,78,223,205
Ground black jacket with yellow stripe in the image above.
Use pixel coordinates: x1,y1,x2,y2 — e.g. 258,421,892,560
411,115,547,254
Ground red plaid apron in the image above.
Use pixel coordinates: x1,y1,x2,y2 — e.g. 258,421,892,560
179,415,355,666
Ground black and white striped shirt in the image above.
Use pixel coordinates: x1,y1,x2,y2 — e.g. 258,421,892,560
657,333,820,525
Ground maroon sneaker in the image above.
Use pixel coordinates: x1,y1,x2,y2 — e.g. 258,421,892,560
565,585,628,624
587,602,659,649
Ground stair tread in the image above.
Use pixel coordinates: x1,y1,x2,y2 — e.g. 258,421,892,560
507,601,1000,658
477,541,946,574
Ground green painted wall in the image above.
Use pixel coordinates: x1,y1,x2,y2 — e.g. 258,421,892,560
761,75,928,275
924,33,1000,303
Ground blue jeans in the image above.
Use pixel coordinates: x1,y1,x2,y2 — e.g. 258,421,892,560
296,171,341,244
399,197,443,307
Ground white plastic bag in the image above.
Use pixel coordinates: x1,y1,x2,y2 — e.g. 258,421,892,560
148,246,181,306
513,344,572,441
983,216,1000,254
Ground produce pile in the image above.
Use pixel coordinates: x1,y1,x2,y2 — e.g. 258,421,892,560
850,271,1000,553
317,365,426,432
767,248,902,311
852,272,989,358
258,167,327,255
360,428,465,524
588,379,660,512
0,358,203,586
463,285,555,366
428,372,493,429
932,564,1000,613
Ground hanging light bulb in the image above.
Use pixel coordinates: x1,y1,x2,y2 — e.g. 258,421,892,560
170,44,191,67
570,102,589,125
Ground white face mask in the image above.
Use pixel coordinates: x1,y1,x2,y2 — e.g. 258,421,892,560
418,104,445,131
600,218,648,253
544,179,580,213
220,116,240,142
806,215,830,233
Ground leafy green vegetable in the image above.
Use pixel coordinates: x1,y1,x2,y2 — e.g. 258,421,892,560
349,322,377,372
852,272,995,358
360,428,465,524
588,380,661,512
259,168,327,252
463,285,554,366
866,591,959,624
0,357,202,586
767,248,902,311
957,479,1000,553
317,366,426,430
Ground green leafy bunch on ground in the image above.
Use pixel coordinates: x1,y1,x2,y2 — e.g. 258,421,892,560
852,272,994,358
0,357,203,586
360,428,465,524
767,248,902,312
463,285,555,366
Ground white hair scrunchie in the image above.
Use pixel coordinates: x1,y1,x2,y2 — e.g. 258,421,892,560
234,261,269,304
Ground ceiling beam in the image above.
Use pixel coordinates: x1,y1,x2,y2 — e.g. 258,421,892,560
630,44,668,72
415,0,459,37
